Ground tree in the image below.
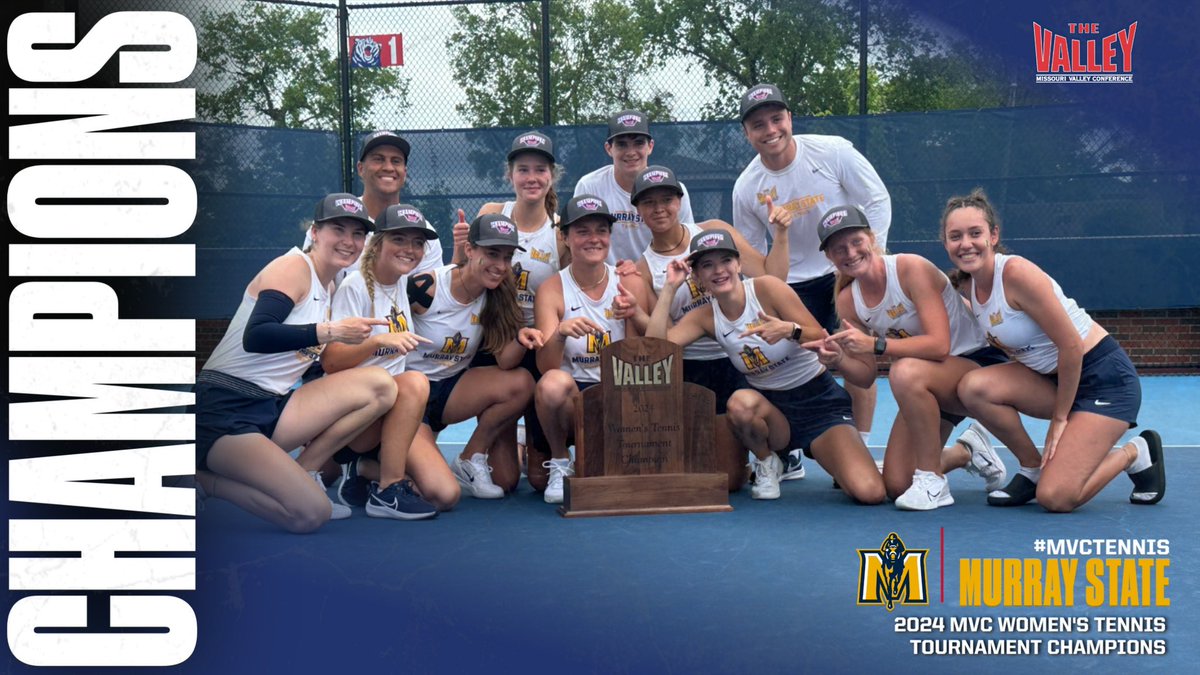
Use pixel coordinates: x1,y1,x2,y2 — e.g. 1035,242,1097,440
631,0,1011,119
446,0,673,127
196,4,409,131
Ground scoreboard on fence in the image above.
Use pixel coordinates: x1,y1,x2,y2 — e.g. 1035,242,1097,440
349,33,404,68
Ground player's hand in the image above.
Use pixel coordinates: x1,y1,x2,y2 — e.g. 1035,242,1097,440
375,330,431,355
766,196,792,232
451,209,469,264
327,317,390,344
518,327,545,349
615,259,641,278
557,316,604,339
740,310,791,344
829,319,875,355
611,282,639,320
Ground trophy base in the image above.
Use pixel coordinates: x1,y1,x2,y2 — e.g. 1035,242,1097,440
558,473,732,518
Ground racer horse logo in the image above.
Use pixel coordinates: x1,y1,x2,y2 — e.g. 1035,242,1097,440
351,37,382,68
856,532,928,611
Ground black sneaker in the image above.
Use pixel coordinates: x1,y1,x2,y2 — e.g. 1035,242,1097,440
336,456,370,508
780,449,806,481
986,473,1038,507
366,480,437,520
1129,430,1166,505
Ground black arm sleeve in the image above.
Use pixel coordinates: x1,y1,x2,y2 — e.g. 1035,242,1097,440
242,289,320,353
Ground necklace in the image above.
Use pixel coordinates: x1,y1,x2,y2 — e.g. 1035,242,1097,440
379,278,403,315
650,224,687,254
569,264,608,291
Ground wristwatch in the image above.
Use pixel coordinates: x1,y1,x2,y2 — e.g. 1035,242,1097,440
873,335,887,355
790,323,803,342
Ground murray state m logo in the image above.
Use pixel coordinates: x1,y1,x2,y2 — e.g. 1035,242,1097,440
441,331,469,354
739,345,770,370
857,532,928,611
586,330,612,354
513,262,530,291
387,306,409,333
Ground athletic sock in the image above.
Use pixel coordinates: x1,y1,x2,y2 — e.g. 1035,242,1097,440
1125,436,1151,474
1018,466,1041,483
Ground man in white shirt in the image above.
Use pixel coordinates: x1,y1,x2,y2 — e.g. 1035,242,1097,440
304,130,444,278
731,83,892,478
573,110,695,265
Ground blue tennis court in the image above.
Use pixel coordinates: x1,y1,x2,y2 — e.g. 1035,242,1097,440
183,375,1198,674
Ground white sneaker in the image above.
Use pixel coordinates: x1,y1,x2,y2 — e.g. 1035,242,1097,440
780,449,806,481
452,453,505,499
309,470,351,520
959,422,1007,492
543,459,575,504
751,454,783,500
895,470,954,511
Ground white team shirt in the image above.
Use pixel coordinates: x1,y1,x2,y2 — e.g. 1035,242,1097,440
203,248,329,395
851,254,986,357
331,270,414,375
573,164,695,265
502,201,561,327
711,278,823,391
732,134,891,283
405,265,485,381
641,223,725,361
558,265,625,383
970,254,1092,375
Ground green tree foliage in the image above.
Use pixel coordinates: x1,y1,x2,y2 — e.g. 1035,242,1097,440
447,0,673,126
632,0,1014,118
196,4,409,130
443,0,1008,122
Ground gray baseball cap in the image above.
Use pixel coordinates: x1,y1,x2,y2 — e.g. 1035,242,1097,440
376,203,439,240
631,165,684,206
507,131,555,163
359,130,411,163
686,229,740,266
314,193,374,231
469,213,526,251
816,205,871,251
606,109,652,141
559,194,617,231
739,83,790,122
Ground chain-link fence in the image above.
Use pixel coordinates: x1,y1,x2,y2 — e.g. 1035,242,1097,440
67,0,1200,319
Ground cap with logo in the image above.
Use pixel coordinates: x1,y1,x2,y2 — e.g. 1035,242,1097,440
314,193,374,231
469,213,526,251
631,165,684,206
739,83,790,122
560,193,617,231
376,203,439,240
686,229,740,267
359,130,411,163
507,131,555,163
816,205,871,251
606,109,652,142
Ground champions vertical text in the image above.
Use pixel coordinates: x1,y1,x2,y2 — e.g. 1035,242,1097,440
6,10,199,667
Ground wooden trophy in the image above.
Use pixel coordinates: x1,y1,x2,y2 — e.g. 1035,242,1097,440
559,336,733,517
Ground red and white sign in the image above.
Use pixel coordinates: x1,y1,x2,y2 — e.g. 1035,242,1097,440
349,33,404,68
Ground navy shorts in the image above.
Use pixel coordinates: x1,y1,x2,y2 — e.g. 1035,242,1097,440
684,357,749,415
789,272,838,333
940,346,1010,425
1052,335,1140,427
759,370,856,458
196,371,293,471
423,370,467,433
